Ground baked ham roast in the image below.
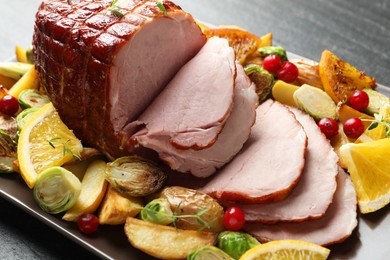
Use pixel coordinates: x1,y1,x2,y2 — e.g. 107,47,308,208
33,0,206,159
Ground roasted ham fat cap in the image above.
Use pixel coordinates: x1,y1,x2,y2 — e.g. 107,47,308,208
33,0,206,158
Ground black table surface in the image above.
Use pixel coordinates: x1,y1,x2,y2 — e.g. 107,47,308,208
0,0,389,259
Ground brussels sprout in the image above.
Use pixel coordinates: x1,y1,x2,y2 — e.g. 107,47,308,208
0,130,16,173
18,89,50,109
33,166,81,214
105,156,167,197
258,46,288,61
16,107,39,131
187,246,234,260
217,231,260,259
140,198,174,225
244,64,274,103
0,62,33,80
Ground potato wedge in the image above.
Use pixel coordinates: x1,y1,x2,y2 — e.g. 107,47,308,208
62,160,108,221
124,217,216,259
98,185,143,225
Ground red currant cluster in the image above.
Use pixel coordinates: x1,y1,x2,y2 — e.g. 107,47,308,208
317,90,369,140
262,54,299,83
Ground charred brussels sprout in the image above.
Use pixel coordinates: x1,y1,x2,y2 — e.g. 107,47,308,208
140,198,174,225
187,246,234,260
245,64,274,102
258,46,288,61
33,166,81,214
105,156,167,197
18,89,50,109
217,231,260,259
0,130,17,173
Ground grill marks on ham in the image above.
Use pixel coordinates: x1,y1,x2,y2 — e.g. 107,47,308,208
132,59,258,178
130,37,236,151
33,0,206,158
200,100,307,203
245,168,358,246
241,107,339,223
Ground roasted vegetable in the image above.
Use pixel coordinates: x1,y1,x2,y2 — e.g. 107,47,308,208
25,46,34,64
0,62,33,80
187,246,234,260
105,156,167,197
245,64,274,102
0,130,17,173
18,89,50,109
363,88,390,115
33,166,81,214
140,198,174,225
98,184,143,225
151,186,225,232
291,59,323,89
124,217,216,259
7,66,39,98
62,160,108,221
217,231,260,259
258,46,287,61
16,107,39,131
293,84,337,121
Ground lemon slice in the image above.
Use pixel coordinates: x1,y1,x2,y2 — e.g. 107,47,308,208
240,240,330,260
339,139,390,213
17,102,83,188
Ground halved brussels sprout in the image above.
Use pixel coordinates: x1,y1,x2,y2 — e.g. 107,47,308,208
33,166,81,214
0,62,33,80
187,246,234,260
217,231,260,260
18,89,50,109
245,64,274,102
16,107,39,131
140,198,174,225
258,46,288,61
0,129,17,173
105,156,167,197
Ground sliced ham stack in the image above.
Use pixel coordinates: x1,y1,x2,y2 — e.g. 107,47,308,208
245,168,358,246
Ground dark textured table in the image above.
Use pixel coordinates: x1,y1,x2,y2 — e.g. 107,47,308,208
0,0,389,259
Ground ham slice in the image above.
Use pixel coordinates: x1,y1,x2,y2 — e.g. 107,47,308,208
245,168,358,246
130,37,236,151
33,0,206,158
132,60,258,178
241,107,339,223
200,100,307,203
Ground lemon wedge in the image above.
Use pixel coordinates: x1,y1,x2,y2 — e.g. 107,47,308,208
339,139,390,213
239,240,330,260
17,102,83,188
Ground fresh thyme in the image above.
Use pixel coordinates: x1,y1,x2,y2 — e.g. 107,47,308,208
155,0,167,16
108,0,124,17
362,113,390,137
47,137,81,160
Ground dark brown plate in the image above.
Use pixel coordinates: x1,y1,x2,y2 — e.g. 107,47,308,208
0,54,389,260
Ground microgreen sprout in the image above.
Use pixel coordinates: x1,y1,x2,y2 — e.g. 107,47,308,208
108,0,124,17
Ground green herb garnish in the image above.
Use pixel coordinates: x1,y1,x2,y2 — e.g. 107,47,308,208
363,113,390,137
108,0,124,17
155,0,167,16
47,137,81,160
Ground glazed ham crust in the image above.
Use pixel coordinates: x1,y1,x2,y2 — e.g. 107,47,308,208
33,0,206,158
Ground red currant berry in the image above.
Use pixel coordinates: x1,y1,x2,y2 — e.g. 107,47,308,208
262,54,282,74
348,90,369,111
318,117,339,139
77,214,99,234
276,61,299,83
343,118,365,139
0,95,19,116
223,206,245,231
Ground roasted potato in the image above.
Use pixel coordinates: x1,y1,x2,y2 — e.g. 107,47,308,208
124,217,217,259
98,185,143,225
151,186,225,232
